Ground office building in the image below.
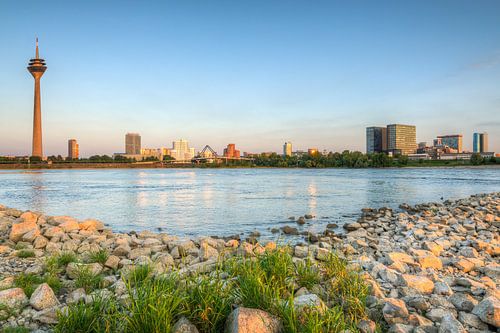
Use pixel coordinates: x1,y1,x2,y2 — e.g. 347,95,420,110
27,38,47,158
67,139,79,160
473,132,489,153
366,127,387,153
223,144,240,159
125,133,141,155
283,142,292,157
435,135,462,152
169,139,195,161
387,124,417,155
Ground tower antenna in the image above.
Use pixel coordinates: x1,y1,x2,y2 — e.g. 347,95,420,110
36,37,39,59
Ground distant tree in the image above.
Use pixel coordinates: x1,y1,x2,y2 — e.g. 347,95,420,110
470,153,483,165
29,156,42,163
398,155,409,166
163,155,175,161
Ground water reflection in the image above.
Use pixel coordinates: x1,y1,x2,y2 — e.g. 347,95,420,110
0,168,498,238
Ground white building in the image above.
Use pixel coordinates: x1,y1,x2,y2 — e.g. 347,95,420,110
169,139,195,161
283,142,292,157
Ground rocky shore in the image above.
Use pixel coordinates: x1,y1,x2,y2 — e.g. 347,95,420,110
0,192,499,332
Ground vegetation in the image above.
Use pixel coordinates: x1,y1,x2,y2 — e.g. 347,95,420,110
74,266,104,293
55,247,373,333
87,249,109,265
15,250,35,258
1,327,30,333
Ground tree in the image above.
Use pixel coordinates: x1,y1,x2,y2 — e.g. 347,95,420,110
470,153,483,165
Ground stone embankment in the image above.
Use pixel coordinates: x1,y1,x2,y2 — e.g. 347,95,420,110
0,192,499,332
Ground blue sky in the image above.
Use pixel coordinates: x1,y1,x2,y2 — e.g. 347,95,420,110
0,0,499,156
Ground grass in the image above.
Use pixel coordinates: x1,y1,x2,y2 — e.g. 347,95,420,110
15,250,35,258
56,252,79,267
1,327,30,333
13,273,44,297
88,249,109,265
74,266,104,293
55,246,372,333
0,303,14,321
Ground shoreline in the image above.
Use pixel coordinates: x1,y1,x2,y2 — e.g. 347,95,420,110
0,163,499,170
0,193,499,332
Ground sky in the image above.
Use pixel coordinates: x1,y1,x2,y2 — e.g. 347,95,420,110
0,0,499,157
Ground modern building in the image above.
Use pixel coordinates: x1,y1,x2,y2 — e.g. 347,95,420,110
387,124,417,155
169,139,195,161
125,133,141,155
473,132,489,153
27,38,47,158
283,142,292,157
67,139,79,160
366,127,387,153
223,144,240,159
308,148,319,156
434,135,462,152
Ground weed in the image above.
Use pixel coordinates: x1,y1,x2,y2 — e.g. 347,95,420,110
74,267,104,293
125,264,152,286
56,252,78,267
13,273,43,297
88,249,109,265
1,327,30,333
16,250,35,258
296,259,320,289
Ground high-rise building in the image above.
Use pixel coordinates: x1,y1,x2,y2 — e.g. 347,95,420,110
387,124,417,155
308,148,319,156
223,144,240,159
170,139,195,161
473,132,489,153
125,133,141,155
283,142,292,157
436,135,462,152
68,139,79,160
366,127,387,153
27,38,47,158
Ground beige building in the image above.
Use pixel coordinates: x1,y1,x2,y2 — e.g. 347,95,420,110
387,124,416,155
169,139,195,161
67,139,79,160
283,142,292,157
125,133,141,155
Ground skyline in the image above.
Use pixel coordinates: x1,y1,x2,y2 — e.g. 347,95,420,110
1,1,500,156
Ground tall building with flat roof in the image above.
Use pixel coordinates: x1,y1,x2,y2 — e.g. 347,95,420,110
436,135,462,152
125,133,141,155
68,139,79,160
473,132,489,153
170,139,195,161
223,144,240,158
366,127,387,153
387,124,416,155
283,142,292,157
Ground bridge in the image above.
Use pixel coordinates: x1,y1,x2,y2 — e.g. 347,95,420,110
191,145,255,164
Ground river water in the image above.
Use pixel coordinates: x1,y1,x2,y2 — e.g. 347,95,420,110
0,168,498,239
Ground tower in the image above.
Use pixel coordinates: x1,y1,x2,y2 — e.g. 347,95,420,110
27,38,47,158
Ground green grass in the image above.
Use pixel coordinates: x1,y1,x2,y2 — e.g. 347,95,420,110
55,246,371,333
296,259,321,289
74,266,104,293
185,273,235,333
55,295,121,333
0,303,14,321
88,249,109,265
13,273,44,297
16,250,35,258
14,243,27,250
56,252,78,267
1,327,30,333
125,274,186,333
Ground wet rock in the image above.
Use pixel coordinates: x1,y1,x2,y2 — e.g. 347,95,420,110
281,226,298,235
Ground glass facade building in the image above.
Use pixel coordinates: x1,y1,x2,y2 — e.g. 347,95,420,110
387,124,416,155
366,127,387,153
125,133,141,155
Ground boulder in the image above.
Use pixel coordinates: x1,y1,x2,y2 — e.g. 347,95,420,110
173,317,199,333
449,293,478,312
225,307,282,333
472,296,500,328
200,243,219,261
128,247,151,260
66,262,103,279
383,298,409,324
104,255,120,270
19,211,39,223
399,274,434,294
439,313,466,333
79,219,105,231
293,294,327,314
0,288,28,309
294,246,309,258
29,283,59,310
9,220,38,242
59,219,80,233
387,252,415,266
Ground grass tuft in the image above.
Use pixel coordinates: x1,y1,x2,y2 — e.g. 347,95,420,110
16,250,35,258
1,327,30,333
13,273,43,297
56,252,78,267
296,259,321,289
88,249,109,265
74,267,104,293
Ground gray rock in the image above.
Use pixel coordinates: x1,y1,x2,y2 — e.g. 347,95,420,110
472,296,500,328
439,314,466,333
449,293,478,312
173,317,199,333
225,307,282,333
293,294,327,313
29,283,59,311
383,298,409,324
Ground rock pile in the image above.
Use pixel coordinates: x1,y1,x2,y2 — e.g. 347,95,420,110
0,192,498,332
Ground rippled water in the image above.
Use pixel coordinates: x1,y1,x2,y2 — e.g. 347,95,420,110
0,168,498,238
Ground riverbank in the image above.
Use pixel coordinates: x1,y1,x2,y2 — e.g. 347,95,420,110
0,193,499,332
